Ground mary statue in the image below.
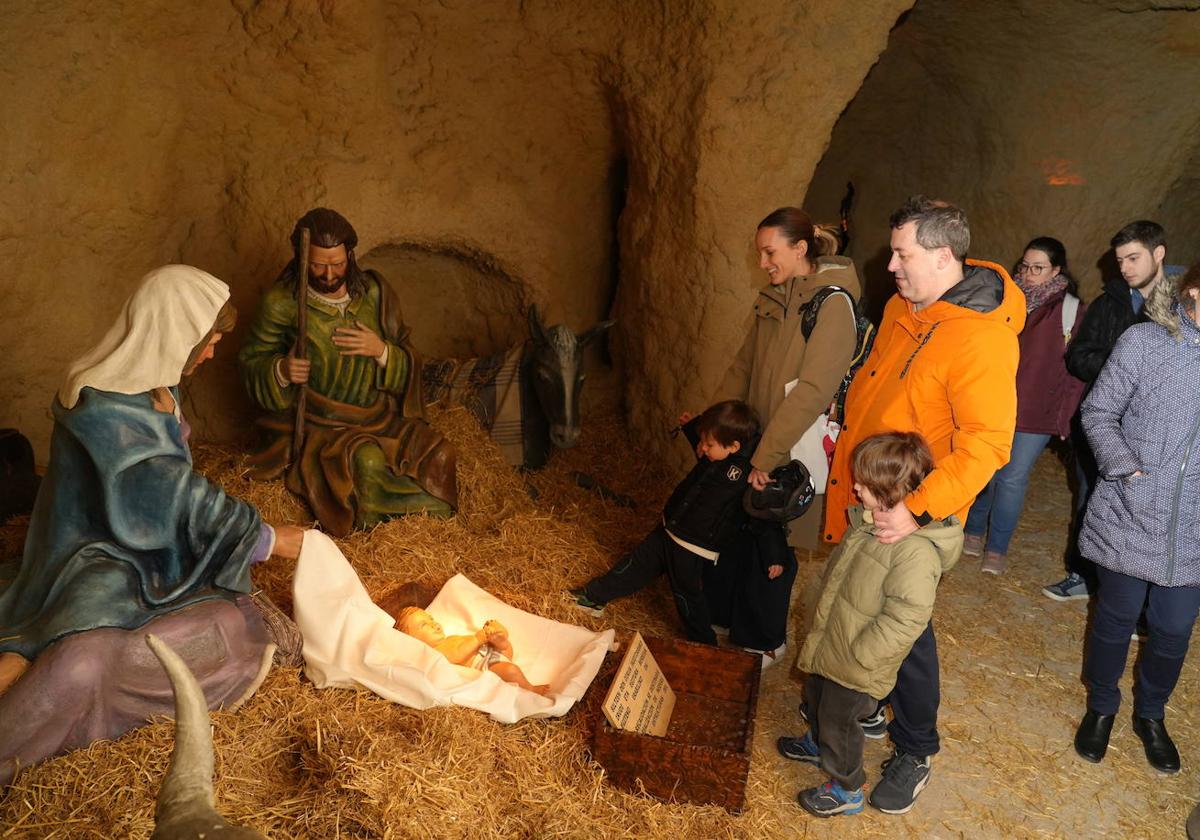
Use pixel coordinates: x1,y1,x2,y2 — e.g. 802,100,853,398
0,265,304,784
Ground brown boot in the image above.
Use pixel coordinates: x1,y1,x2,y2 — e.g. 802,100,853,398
981,551,1007,575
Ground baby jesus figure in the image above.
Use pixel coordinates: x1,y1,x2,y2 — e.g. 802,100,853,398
393,607,550,695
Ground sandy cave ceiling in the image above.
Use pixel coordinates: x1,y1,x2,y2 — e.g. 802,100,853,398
0,0,1197,469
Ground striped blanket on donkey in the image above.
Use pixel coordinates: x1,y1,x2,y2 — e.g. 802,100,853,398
423,343,551,469
421,306,614,470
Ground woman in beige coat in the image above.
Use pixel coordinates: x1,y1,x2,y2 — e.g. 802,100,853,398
702,207,861,663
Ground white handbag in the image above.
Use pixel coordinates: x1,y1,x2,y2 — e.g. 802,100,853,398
784,379,839,494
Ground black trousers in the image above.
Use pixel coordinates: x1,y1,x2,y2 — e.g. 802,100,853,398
885,621,940,757
1065,422,1099,585
704,519,797,651
806,674,877,790
582,526,717,645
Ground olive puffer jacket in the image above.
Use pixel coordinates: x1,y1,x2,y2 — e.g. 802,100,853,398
1078,307,1200,586
797,508,963,700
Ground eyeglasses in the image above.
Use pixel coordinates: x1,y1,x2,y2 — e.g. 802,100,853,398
1016,262,1052,277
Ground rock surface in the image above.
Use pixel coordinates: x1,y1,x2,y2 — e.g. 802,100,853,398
26,2,1174,468
805,0,1200,317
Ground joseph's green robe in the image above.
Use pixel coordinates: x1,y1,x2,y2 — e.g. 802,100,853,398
239,270,456,535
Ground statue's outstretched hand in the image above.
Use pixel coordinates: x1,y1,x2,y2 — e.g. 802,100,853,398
271,525,306,560
332,320,386,359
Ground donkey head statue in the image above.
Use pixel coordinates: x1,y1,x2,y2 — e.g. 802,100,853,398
526,305,614,451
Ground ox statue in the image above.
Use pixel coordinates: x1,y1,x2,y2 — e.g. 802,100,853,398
423,306,614,469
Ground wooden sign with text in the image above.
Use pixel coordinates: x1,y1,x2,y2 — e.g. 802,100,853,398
601,632,676,736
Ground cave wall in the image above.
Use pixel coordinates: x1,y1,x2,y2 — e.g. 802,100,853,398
0,0,911,465
0,1,618,455
805,0,1200,316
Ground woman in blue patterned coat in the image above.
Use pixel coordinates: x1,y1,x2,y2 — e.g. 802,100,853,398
1073,264,1200,774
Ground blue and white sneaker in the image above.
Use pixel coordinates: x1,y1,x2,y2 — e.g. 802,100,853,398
797,779,864,817
776,731,821,764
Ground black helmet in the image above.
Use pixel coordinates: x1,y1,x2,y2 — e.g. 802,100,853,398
743,460,816,522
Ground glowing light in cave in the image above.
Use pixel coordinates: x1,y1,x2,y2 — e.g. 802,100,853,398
1041,158,1085,186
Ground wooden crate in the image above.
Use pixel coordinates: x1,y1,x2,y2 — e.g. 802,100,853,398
590,635,761,814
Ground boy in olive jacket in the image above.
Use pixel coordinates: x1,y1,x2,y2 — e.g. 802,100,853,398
778,432,963,818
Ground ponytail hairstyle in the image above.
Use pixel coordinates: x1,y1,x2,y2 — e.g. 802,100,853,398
758,207,829,258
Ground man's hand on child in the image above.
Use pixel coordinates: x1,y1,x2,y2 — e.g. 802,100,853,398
873,500,920,544
767,564,784,580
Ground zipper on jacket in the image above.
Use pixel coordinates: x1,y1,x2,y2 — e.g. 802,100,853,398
900,322,941,380
1166,407,1200,584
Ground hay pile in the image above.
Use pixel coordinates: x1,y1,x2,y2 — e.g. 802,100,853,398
2,411,1198,838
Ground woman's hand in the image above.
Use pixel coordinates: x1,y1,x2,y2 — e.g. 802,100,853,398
749,468,772,491
766,564,784,580
271,525,306,559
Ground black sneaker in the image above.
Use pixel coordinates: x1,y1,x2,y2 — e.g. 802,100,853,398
859,706,888,739
868,751,930,815
800,701,887,739
567,588,605,617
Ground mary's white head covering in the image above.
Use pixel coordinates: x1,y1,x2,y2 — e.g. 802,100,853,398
59,265,230,408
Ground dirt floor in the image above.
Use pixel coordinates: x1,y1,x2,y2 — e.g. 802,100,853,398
0,407,1195,839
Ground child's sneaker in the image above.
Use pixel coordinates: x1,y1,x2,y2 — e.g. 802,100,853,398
797,779,864,817
869,750,930,814
742,642,787,669
776,731,821,764
567,588,605,617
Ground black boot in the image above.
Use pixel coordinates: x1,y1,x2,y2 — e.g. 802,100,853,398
1073,709,1114,763
1132,715,1180,774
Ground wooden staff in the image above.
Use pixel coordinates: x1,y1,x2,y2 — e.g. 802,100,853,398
291,226,311,465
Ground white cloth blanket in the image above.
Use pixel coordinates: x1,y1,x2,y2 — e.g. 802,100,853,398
293,531,616,723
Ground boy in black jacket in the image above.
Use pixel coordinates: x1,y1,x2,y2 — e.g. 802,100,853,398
569,400,759,645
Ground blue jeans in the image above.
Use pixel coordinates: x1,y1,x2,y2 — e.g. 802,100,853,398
964,432,1052,555
1084,566,1200,718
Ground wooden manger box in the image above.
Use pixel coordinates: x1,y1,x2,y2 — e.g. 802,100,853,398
591,634,761,814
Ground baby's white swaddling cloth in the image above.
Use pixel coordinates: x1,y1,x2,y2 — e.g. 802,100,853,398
293,531,616,723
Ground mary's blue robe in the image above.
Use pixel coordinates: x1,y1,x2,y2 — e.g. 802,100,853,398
0,386,266,660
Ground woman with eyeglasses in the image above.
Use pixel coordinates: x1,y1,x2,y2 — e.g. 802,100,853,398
962,237,1087,574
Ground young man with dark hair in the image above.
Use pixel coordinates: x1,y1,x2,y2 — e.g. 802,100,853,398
1043,220,1167,601
569,400,759,645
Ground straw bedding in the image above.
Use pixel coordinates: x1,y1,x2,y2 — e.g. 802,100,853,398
1,409,1197,838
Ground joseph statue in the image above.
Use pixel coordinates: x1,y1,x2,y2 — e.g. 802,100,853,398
239,208,457,535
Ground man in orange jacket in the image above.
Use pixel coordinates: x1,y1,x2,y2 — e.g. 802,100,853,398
822,196,1024,815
